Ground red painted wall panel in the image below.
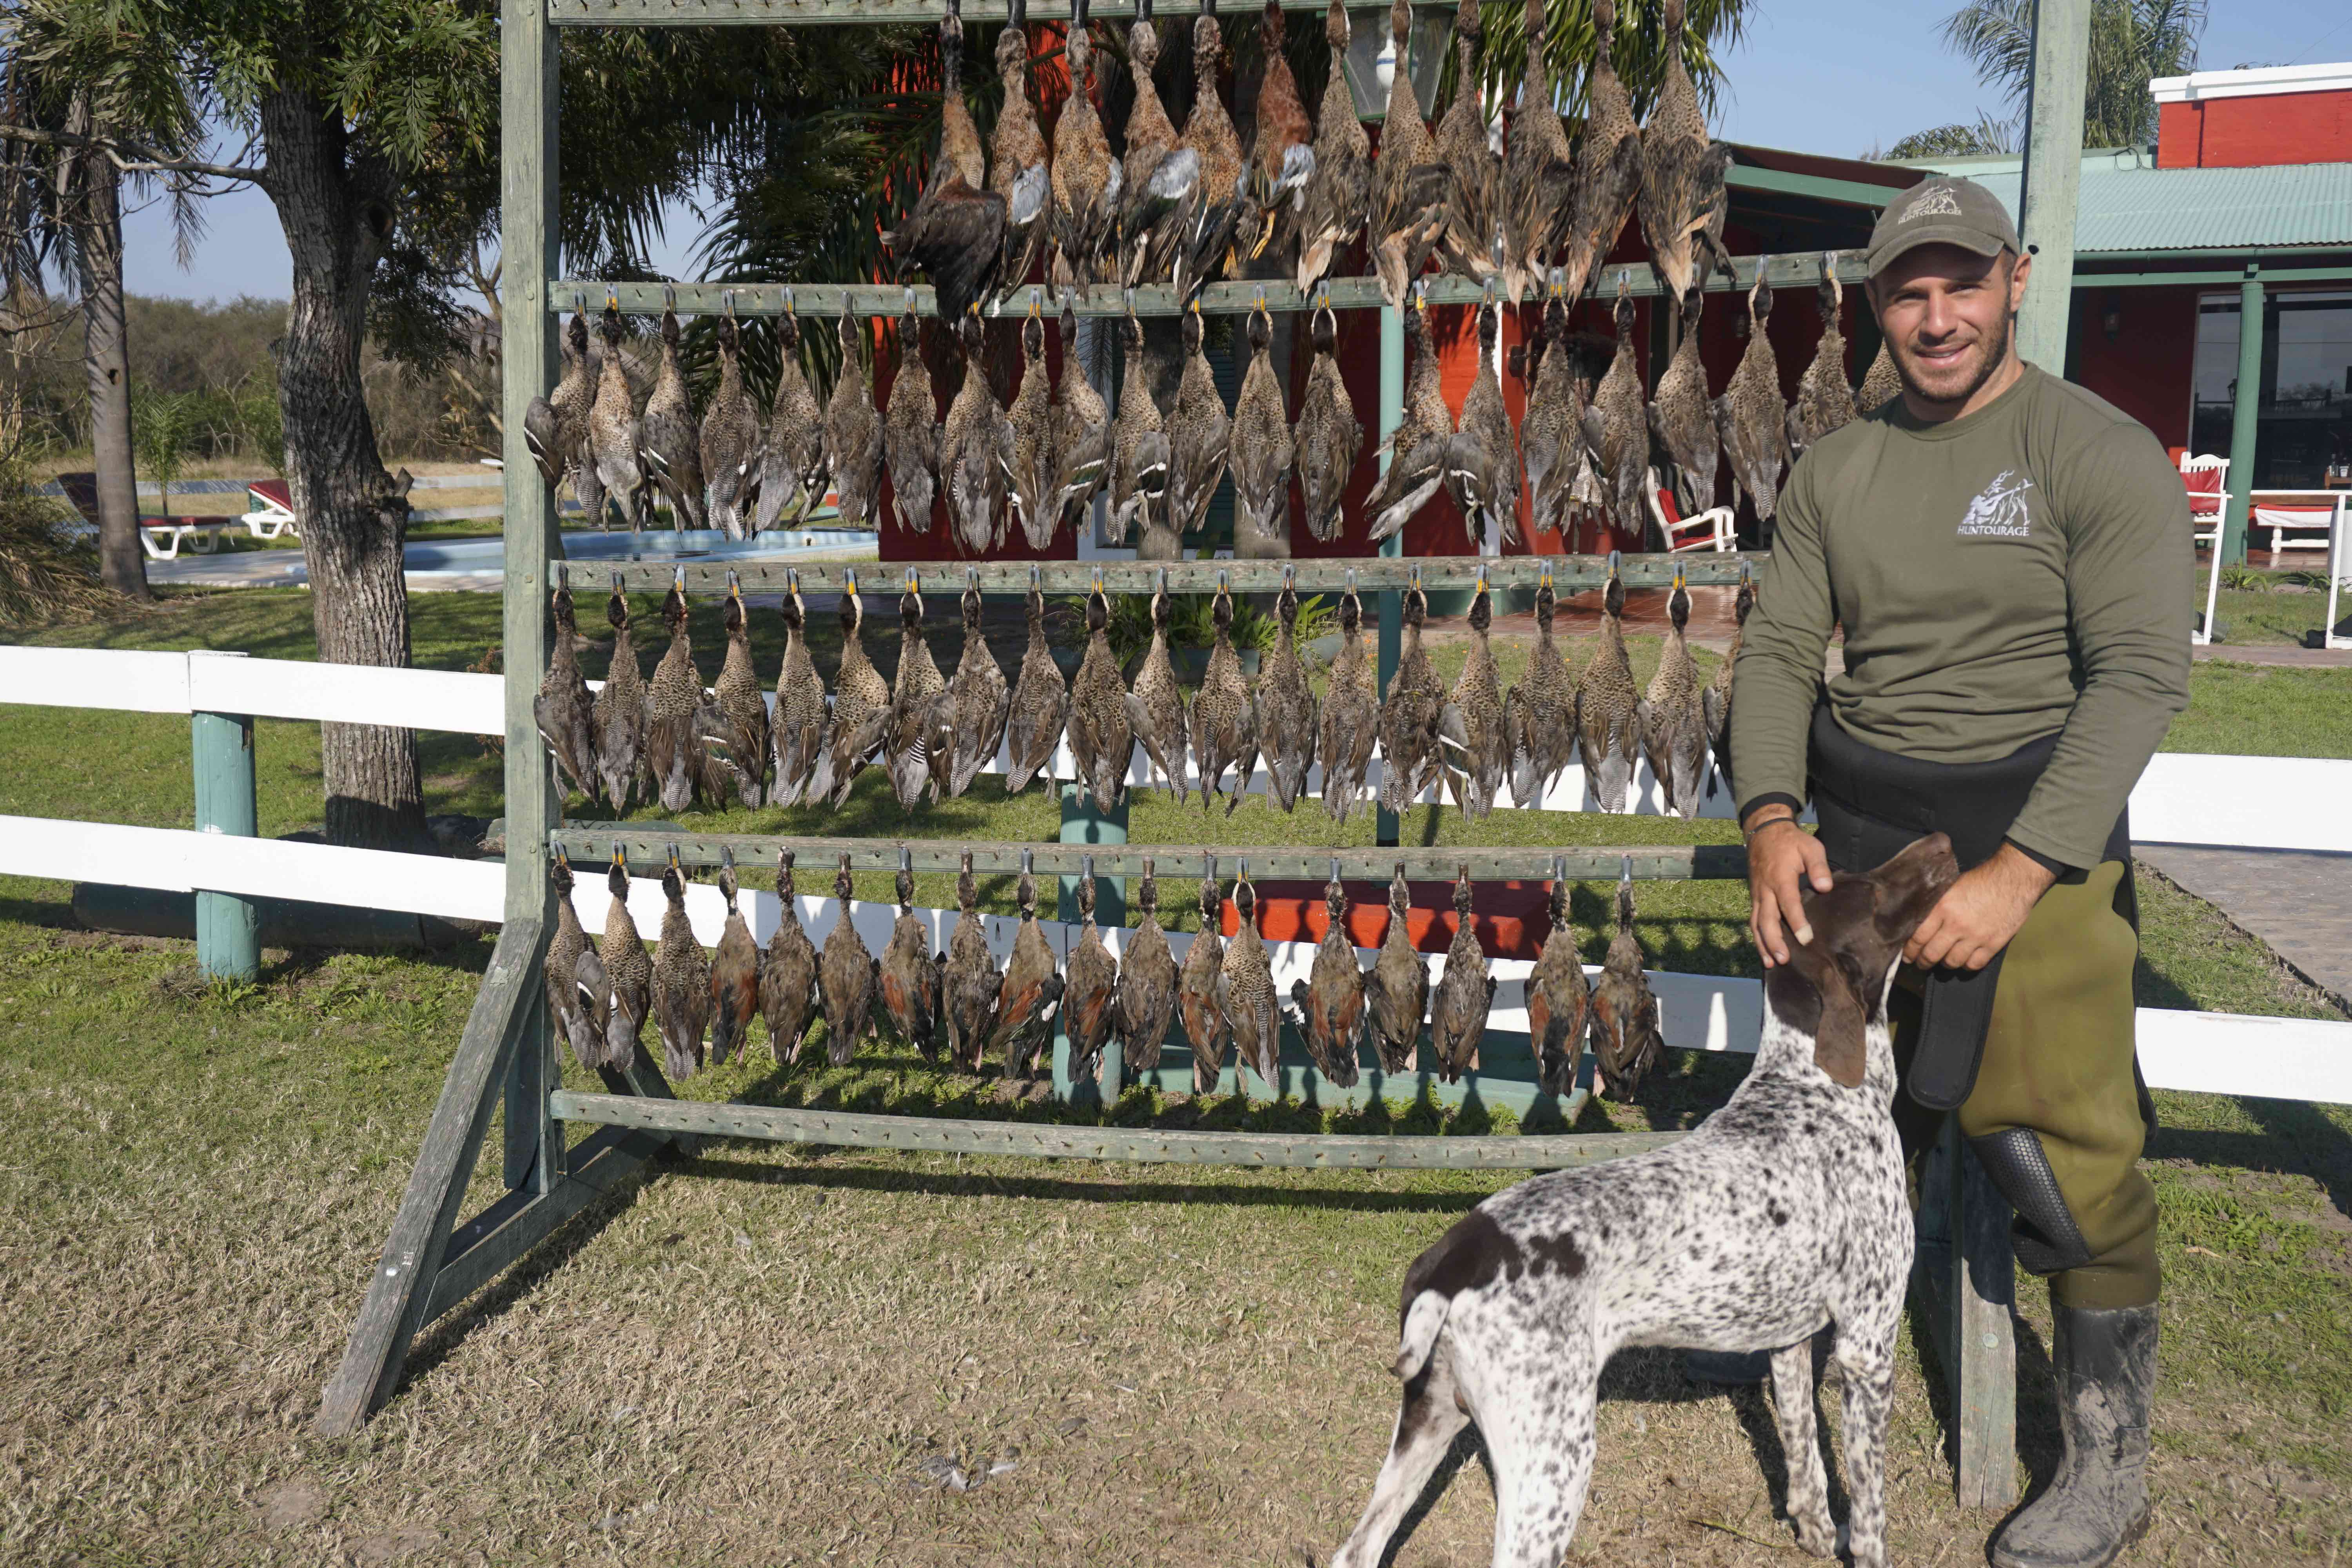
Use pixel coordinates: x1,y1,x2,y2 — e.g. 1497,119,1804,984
2067,285,2197,451
2158,90,2352,168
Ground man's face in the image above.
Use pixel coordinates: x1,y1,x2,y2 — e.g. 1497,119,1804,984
1867,244,2032,409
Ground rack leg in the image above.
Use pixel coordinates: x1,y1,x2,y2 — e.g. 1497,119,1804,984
1376,300,1406,849
1912,1116,2020,1507
1054,783,1127,1107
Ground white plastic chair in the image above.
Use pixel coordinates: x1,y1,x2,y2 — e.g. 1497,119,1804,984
1645,468,1735,554
2181,453,2230,645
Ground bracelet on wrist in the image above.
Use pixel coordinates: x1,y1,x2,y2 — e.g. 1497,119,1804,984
1742,816,1801,844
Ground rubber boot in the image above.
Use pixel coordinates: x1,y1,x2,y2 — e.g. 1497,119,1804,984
1990,1302,2158,1568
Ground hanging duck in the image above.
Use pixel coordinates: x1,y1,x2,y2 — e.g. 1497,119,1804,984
1294,0,1370,293
1582,284,1650,545
1050,298,1111,538
1066,572,1136,811
990,0,1054,301
1428,865,1495,1084
1430,1,1499,285
1109,309,1172,548
825,310,883,531
534,568,597,804
1295,292,1361,543
1713,265,1792,525
590,298,649,531
926,571,1010,804
1377,573,1463,815
1638,0,1732,307
943,313,1011,555
761,850,819,1064
546,850,606,1073
1062,857,1121,1083
1123,570,1191,804
1241,0,1314,271
526,307,585,493
598,847,652,1073
639,303,705,530
695,571,771,809
882,303,943,537
811,566,892,808
1218,864,1282,1093
1590,863,1663,1100
1641,567,1709,819
1449,572,1508,819
1703,562,1753,802
1049,0,1119,292
1258,568,1318,813
941,851,1000,1073
1290,862,1365,1088
644,567,710,813
1004,565,1069,795
699,302,761,540
1788,258,1859,456
1005,302,1060,550
1115,0,1199,290
1178,859,1230,1092
769,568,828,810
1168,303,1231,543
1648,284,1720,515
885,570,947,813
1192,572,1259,815
1365,285,1451,543
1525,857,1591,1097
818,853,880,1067
991,851,1064,1082
1575,558,1643,812
1228,299,1294,559
1504,565,1578,807
1361,864,1428,1074
755,298,828,534
1520,286,1582,537
1171,0,1246,303
1552,0,1642,311
883,0,1009,322
594,575,646,814
1368,0,1453,310
878,850,943,1060
652,846,712,1082
1445,298,1519,549
1116,857,1181,1074
708,847,761,1067
1318,575,1379,824
1501,0,1574,304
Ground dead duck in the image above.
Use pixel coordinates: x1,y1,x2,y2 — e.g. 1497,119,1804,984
878,851,943,1060
1218,864,1282,1092
598,848,653,1072
1295,296,1362,543
769,568,828,809
1430,0,1500,285
883,0,1009,321
754,299,828,533
1178,860,1230,1092
652,846,712,1082
1590,864,1663,1100
925,572,1011,804
1109,311,1172,550
760,850,820,1065
1449,573,1508,819
639,303,706,530
1003,566,1069,795
1168,304,1231,541
1049,299,1111,537
1641,568,1709,818
589,298,649,530
1122,569,1191,804
1361,863,1428,1074
1524,856,1591,1097
1294,0,1370,292
644,567,710,813
694,571,771,809
1520,287,1582,537
1703,563,1753,803
811,567,893,808
989,0,1054,302
1066,573,1136,811
1501,0,1575,303
1242,0,1314,270
1583,286,1650,546
1115,857,1181,1074
1364,286,1451,543
1170,0,1247,303
1788,260,1858,456
817,853,881,1067
941,851,1001,1073
1647,284,1720,514
1857,338,1902,414
1258,568,1319,813
1191,572,1259,815
1575,563,1643,812
1368,0,1452,310
1551,0,1642,311
525,310,584,491
546,849,606,1073
699,304,762,540
1005,306,1060,550
1445,299,1519,549
1712,266,1792,524
593,576,648,814
1228,301,1294,559
825,311,884,531
1317,575,1379,824
1504,566,1578,806
1290,862,1365,1087
1376,575,1462,815
1115,2,1199,289
943,314,1011,555
882,306,943,536
1428,865,1495,1084
990,851,1064,1082
1637,0,1731,307
884,570,947,813
708,847,762,1067
534,567,598,804
1048,4,1120,291
1062,857,1121,1083
556,307,608,526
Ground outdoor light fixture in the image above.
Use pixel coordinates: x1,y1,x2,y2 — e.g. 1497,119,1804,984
2102,291,2123,341
1340,6,1447,121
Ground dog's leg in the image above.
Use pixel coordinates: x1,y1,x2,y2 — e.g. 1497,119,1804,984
1832,1323,1899,1568
1330,1361,1472,1568
1770,1341,1838,1558
1483,1372,1598,1568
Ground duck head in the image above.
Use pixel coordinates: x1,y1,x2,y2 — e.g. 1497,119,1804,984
552,846,574,897
608,576,631,634
1181,305,1205,360
955,313,985,366
961,581,985,632
778,305,802,358
723,575,748,640
897,862,916,913
551,575,577,631
900,570,925,632
1593,0,1616,53
776,848,797,902
662,845,686,906
1310,303,1338,359
1021,309,1045,365
1750,270,1776,330
718,846,740,909
1233,872,1258,928
1682,285,1707,337
1246,305,1270,360
1533,574,1556,629
837,310,862,363
781,569,806,635
1211,578,1235,636
834,853,855,906
1452,0,1480,49
715,310,738,359
840,568,865,637
1467,581,1491,634
1323,862,1346,924
1452,863,1474,917
1388,0,1409,47
600,298,624,350
568,308,592,359
1338,585,1362,635
957,849,978,913
1151,574,1174,634
1548,859,1571,926
1668,571,1690,633
1603,573,1626,621
662,575,689,635
1086,587,1111,638
1324,0,1348,49
1137,857,1159,918
1403,584,1427,629
1276,575,1299,630
1194,6,1222,85
1612,290,1638,341
1387,864,1411,916
608,847,631,902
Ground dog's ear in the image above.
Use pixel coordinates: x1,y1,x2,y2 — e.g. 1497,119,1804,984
1769,941,1869,1088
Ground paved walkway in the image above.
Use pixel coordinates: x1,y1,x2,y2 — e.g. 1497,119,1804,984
2135,844,2352,1011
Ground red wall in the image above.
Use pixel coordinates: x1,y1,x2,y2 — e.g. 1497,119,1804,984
2068,285,2197,451
2159,90,2352,168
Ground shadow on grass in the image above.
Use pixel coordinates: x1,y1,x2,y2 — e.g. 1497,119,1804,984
2149,1101,2352,1221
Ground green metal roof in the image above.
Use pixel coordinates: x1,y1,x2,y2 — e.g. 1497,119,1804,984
1971,162,2352,254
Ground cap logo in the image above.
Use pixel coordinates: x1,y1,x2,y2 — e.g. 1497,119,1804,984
1900,185,1963,223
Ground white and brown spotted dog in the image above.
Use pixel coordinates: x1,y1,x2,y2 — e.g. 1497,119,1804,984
1330,834,1959,1568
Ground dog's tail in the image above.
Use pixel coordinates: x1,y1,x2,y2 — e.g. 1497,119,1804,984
1394,1290,1450,1381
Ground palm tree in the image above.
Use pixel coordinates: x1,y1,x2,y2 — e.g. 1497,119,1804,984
1909,0,2205,154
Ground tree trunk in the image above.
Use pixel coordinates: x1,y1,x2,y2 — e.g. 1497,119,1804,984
259,88,428,852
71,124,150,599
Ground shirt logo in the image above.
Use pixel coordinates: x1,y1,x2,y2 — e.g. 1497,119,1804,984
1958,469,2035,538
1900,184,1962,223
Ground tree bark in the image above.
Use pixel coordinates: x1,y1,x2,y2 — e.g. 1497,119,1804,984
70,116,150,600
258,87,428,852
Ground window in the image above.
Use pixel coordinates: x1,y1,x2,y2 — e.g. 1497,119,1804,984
2189,290,2352,488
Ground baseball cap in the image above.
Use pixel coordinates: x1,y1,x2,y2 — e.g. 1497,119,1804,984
1866,176,2022,279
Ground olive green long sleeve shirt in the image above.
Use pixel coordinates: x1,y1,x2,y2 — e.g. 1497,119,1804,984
1728,364,2194,871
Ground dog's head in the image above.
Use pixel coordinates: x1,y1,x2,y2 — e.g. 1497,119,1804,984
1766,833,1958,1087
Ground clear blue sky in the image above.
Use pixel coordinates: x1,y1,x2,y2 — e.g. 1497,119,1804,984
122,0,2352,305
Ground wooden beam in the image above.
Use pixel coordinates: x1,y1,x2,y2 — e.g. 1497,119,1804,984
552,0,1334,20
551,1090,1684,1170
1911,1121,2020,1508
580,552,1762,597
2013,0,2092,368
422,1122,670,1323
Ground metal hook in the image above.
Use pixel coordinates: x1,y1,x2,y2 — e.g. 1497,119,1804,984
1123,286,1138,321
1538,559,1553,590
555,561,569,590
671,561,686,589
1410,562,1423,592
722,289,735,320
1547,266,1564,301
905,565,920,593
1155,565,1169,593
1552,853,1565,885
1030,561,1043,591
1252,283,1267,315
1615,270,1630,299
903,283,918,315
667,842,682,872
900,844,913,872
1021,846,1034,875
966,565,980,590
604,289,618,311
1082,853,1095,882
1029,285,1042,319
662,283,676,311
1476,562,1488,595
844,564,859,595
1606,548,1621,582
1619,855,1633,887
783,284,796,316
1282,562,1295,591
1091,564,1106,595
726,566,741,596
1216,567,1230,594
1345,566,1357,595
786,565,800,594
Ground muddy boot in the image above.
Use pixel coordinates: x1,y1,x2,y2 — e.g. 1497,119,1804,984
1990,1302,2158,1568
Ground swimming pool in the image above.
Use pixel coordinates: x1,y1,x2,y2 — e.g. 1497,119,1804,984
146,527,880,591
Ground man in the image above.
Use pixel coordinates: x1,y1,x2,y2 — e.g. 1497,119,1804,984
1730,177,2191,1568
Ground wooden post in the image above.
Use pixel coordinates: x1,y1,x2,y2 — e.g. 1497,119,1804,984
1913,1117,2020,1507
2225,267,2264,568
189,652,259,982
2013,0,2091,372
1375,299,1405,848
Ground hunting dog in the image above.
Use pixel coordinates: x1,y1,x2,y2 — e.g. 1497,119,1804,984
1330,834,1960,1568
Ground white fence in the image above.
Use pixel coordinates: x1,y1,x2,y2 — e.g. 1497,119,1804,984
1,644,2347,1103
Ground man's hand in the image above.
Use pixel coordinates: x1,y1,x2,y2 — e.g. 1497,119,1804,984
1745,809,1832,968
1905,843,2056,971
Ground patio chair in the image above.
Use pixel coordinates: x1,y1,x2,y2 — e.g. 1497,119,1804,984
2181,454,2229,646
1645,468,1735,554
239,479,301,541
55,471,233,561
